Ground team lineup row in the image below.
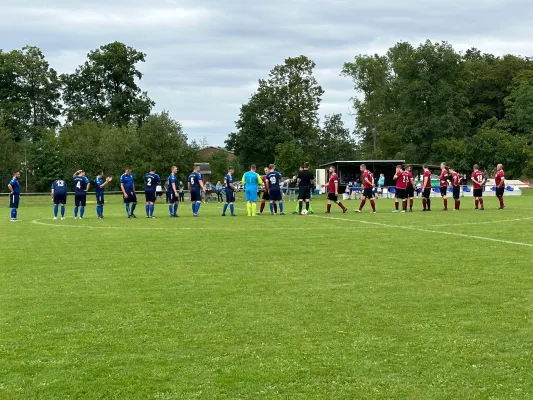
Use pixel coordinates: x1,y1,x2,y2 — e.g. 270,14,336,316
6,162,508,221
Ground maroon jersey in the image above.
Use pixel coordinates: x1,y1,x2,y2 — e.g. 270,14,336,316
395,170,409,189
422,170,432,189
262,175,268,193
362,170,374,189
452,172,461,187
439,169,449,187
327,173,338,193
471,170,485,189
406,171,414,187
495,170,505,187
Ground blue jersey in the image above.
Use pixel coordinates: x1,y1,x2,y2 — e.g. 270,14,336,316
73,175,89,195
95,176,105,194
188,172,202,189
224,174,234,190
9,177,20,194
167,173,178,193
242,171,262,189
52,179,67,195
144,172,160,192
266,171,282,191
120,173,134,192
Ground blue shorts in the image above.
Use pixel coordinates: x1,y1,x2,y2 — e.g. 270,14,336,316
74,194,87,207
9,194,20,209
123,190,137,203
96,193,104,205
225,190,235,203
269,189,282,201
166,191,176,203
245,188,258,202
54,193,67,205
190,188,201,202
145,191,156,203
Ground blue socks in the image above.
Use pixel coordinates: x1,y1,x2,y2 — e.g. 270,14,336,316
223,204,228,214
150,204,154,217
54,205,58,217
80,207,85,218
61,205,65,217
11,209,16,219
173,204,178,215
74,207,78,218
125,204,130,215
96,205,102,217
131,203,137,214
269,203,274,213
196,203,201,214
169,205,174,216
146,205,150,216
230,204,234,215
280,202,284,213
192,203,200,214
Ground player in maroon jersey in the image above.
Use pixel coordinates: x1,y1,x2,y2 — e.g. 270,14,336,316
324,166,347,213
355,164,376,213
471,164,485,210
449,167,461,210
258,167,270,215
405,166,415,212
439,162,449,211
495,164,505,210
421,165,432,211
393,165,408,213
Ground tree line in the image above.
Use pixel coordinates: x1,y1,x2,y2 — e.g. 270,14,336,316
2,40,532,192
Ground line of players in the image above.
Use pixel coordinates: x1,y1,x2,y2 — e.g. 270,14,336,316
5,161,507,222
346,162,506,214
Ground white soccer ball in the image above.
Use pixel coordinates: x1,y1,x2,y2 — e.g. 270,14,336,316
301,209,308,215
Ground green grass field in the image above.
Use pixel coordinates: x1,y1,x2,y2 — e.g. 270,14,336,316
1,193,533,399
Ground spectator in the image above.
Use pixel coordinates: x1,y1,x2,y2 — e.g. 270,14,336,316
377,173,385,198
288,177,297,202
204,181,212,203
215,181,223,202
178,180,185,203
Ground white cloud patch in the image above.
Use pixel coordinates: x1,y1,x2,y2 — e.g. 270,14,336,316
2,0,533,144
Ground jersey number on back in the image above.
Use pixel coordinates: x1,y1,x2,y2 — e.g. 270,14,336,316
190,176,195,184
269,176,277,184
76,181,81,189
147,178,152,186
477,175,483,182
57,181,64,187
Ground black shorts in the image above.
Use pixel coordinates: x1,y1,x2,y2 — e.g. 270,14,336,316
473,188,483,198
123,191,137,203
395,188,406,200
452,186,460,200
496,187,505,197
327,193,338,202
74,194,87,207
440,186,448,196
53,194,67,205
167,191,176,203
190,188,201,202
145,191,156,203
225,190,235,203
9,193,20,209
406,186,415,197
363,188,374,198
262,191,270,201
422,188,431,199
298,186,311,200
96,193,104,205
269,189,282,201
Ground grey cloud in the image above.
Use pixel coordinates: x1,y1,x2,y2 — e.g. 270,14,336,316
2,0,533,144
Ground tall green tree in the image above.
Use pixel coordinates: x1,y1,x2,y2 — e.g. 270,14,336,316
32,130,63,191
503,70,533,135
226,55,323,166
62,41,154,126
316,114,359,164
274,141,307,177
0,46,61,141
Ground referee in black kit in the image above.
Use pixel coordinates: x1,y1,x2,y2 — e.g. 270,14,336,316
297,162,314,215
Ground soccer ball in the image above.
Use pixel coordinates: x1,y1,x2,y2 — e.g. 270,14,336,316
301,209,308,215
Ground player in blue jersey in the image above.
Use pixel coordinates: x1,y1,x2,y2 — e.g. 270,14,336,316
73,170,90,219
166,166,180,217
8,171,21,222
188,164,205,217
51,178,67,220
222,167,236,216
241,165,263,216
144,167,161,218
266,164,285,215
95,170,112,219
120,168,137,218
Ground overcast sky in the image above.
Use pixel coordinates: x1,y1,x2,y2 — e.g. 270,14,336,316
2,0,532,145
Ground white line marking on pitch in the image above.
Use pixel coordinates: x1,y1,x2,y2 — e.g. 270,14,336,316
424,216,533,227
30,219,378,231
311,215,533,248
